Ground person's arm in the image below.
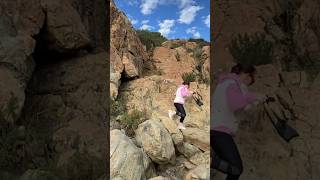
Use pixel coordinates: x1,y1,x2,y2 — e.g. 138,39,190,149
226,82,258,112
181,87,193,97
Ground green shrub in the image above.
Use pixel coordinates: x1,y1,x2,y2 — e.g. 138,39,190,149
193,45,206,71
188,38,209,48
186,48,193,53
136,29,167,51
120,108,146,136
170,44,182,49
229,32,273,66
120,109,143,126
110,98,125,117
190,45,209,84
182,72,196,83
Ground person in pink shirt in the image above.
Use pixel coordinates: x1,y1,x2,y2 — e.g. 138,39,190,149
168,81,194,130
211,63,267,180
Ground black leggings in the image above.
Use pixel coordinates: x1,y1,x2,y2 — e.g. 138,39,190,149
174,103,186,123
211,130,243,180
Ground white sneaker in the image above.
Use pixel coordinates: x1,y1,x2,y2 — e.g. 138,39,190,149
168,110,175,119
177,122,186,130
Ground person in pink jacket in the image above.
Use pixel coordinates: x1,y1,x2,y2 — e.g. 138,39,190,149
168,81,194,130
211,63,266,180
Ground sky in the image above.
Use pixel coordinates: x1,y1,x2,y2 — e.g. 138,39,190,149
114,0,210,42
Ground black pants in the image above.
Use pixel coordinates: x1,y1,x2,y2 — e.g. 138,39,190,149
211,130,243,180
174,103,186,123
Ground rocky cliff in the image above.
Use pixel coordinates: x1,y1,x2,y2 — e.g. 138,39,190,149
110,1,210,179
213,0,320,179
0,0,108,179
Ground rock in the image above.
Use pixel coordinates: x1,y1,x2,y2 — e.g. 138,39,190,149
41,0,90,52
119,76,161,112
70,0,108,49
181,128,210,151
281,71,309,88
183,164,210,180
176,142,201,158
148,176,170,180
24,52,108,179
0,67,25,124
202,46,210,78
0,0,108,178
122,52,142,78
110,129,156,180
135,120,176,164
185,42,197,50
157,156,190,180
249,64,280,94
19,169,59,180
154,112,184,145
188,151,210,166
313,73,320,88
0,0,45,36
161,40,187,49
152,46,193,83
0,35,36,123
110,44,124,98
110,0,147,79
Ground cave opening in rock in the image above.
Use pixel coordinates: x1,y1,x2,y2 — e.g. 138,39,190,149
31,21,89,66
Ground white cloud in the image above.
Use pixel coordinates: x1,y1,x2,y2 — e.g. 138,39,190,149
178,5,203,24
130,19,138,25
140,0,160,15
186,27,201,38
127,14,139,25
141,20,150,24
127,0,139,6
140,24,154,30
204,14,210,28
158,19,175,37
178,0,195,8
140,20,153,30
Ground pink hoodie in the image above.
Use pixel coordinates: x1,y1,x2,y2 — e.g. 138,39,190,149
174,85,192,104
211,73,258,136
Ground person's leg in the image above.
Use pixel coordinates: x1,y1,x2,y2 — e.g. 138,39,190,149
211,130,243,180
174,103,186,122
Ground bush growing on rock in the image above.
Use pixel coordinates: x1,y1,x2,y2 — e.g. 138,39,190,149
229,32,274,66
188,38,209,48
182,72,196,83
136,29,167,51
170,44,182,49
120,108,146,136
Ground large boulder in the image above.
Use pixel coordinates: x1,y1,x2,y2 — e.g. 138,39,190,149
110,129,156,180
181,128,210,151
110,0,147,79
110,44,124,99
157,156,191,180
24,52,108,179
41,0,91,52
135,120,176,164
0,35,36,123
153,112,184,146
183,164,210,180
176,142,201,158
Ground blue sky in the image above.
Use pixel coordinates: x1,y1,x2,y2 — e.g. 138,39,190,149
114,0,210,42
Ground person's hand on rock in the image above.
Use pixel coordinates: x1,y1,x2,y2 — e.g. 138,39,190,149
255,93,267,102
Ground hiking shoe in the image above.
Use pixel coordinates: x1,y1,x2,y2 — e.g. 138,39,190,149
168,110,175,119
178,122,186,130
